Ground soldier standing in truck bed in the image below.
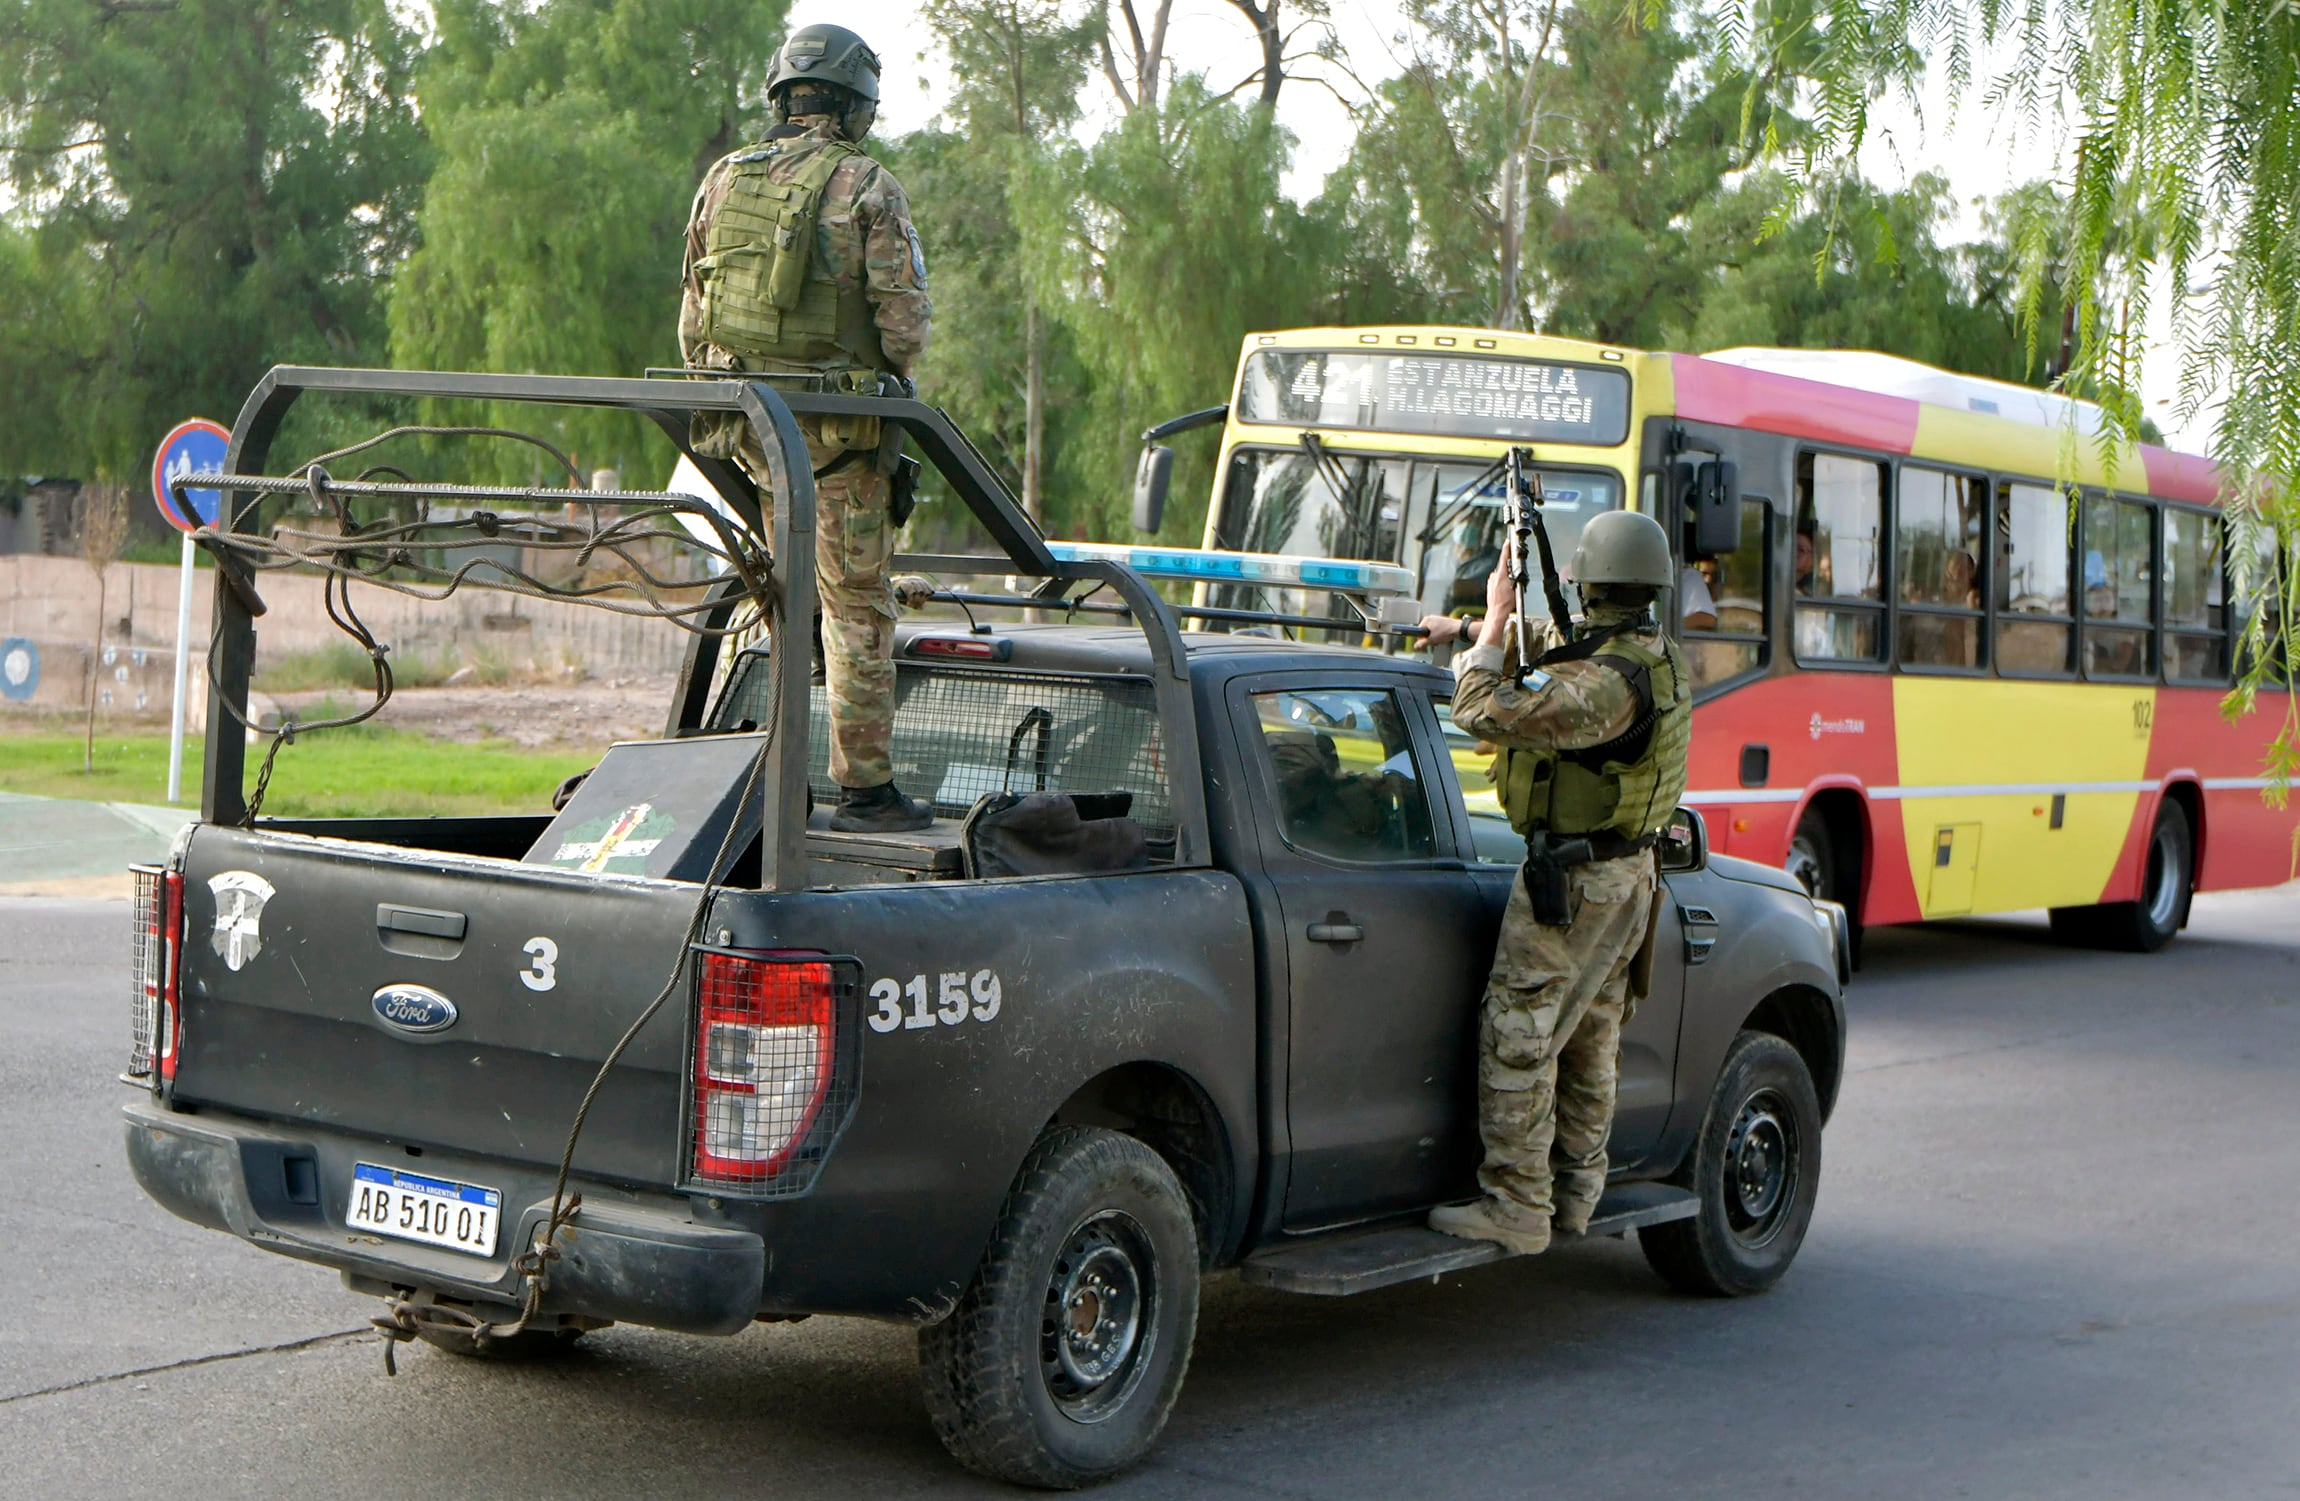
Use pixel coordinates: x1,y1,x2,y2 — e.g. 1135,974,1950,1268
679,23,935,832
1425,509,1692,1254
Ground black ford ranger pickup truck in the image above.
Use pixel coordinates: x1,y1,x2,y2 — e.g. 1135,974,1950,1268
121,367,1849,1489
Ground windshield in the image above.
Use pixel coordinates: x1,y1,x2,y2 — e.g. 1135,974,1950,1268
1210,445,1623,620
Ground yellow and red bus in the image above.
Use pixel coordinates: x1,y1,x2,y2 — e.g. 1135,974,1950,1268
1156,325,2294,949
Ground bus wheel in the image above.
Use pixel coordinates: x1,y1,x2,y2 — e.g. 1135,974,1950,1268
1785,811,1834,901
2049,801,2192,953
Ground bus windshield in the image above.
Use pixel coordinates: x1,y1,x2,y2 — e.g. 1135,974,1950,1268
1209,443,1622,619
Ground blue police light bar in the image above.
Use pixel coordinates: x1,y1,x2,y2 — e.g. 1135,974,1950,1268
1046,541,1415,598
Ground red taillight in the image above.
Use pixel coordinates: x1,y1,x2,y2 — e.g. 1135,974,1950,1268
128,865,184,1085
690,952,836,1186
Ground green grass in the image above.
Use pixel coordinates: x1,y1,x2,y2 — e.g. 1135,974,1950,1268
0,728,593,818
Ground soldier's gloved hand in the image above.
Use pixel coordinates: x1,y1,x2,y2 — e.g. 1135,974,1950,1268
891,574,938,610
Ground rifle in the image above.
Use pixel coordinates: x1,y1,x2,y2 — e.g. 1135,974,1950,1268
1504,446,1575,681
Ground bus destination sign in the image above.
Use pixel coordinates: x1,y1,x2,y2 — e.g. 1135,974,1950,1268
1237,349,1631,446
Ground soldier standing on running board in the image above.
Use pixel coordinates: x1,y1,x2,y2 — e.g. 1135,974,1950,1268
679,23,936,832
1423,509,1693,1255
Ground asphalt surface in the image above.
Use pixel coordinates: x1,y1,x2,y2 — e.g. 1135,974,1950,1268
4,886,2297,1499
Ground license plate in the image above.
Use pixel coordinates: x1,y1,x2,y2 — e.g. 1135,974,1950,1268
346,1162,501,1257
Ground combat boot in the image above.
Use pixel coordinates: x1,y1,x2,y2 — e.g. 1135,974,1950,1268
829,781,933,833
1552,1200,1599,1237
1428,1197,1552,1256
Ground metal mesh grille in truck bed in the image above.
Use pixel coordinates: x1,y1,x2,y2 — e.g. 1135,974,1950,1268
712,654,1174,843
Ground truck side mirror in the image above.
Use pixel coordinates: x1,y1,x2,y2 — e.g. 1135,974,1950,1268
1687,460,1741,559
1659,807,1709,873
1133,446,1174,534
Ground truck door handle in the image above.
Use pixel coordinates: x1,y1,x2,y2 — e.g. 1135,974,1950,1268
1306,919,1364,944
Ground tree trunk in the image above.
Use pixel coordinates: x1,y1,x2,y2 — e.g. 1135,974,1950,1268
84,567,106,773
1023,301,1045,527
1496,149,1524,328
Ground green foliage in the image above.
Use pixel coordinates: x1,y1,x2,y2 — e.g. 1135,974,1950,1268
385,0,789,482
0,0,430,476
1063,85,1321,540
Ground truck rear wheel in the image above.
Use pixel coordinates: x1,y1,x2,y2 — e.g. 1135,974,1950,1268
2048,800,2192,953
918,1125,1200,1489
1639,1030,1821,1297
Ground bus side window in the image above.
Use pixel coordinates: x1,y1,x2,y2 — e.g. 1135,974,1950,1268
1897,466,1988,671
1997,481,2076,676
2082,494,2156,679
2235,523,2288,685
1684,497,1771,689
1794,453,1887,663
2163,505,2229,682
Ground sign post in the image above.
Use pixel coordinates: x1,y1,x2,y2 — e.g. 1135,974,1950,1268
150,419,231,804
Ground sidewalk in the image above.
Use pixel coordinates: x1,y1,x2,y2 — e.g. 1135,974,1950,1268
0,790,197,897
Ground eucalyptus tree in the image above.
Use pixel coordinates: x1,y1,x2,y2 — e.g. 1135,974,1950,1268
0,0,428,476
913,0,1103,526
387,0,787,481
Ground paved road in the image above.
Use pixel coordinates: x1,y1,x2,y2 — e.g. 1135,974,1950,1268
4,887,2297,1499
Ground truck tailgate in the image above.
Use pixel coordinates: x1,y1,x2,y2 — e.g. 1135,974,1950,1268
174,824,704,1185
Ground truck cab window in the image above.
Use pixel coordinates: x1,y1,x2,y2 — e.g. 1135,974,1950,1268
1251,688,1435,863
1431,699,1526,866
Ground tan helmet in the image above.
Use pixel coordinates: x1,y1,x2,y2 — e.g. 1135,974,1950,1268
1570,509,1674,590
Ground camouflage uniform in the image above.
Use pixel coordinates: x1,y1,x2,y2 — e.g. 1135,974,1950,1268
1450,602,1669,1234
679,118,932,789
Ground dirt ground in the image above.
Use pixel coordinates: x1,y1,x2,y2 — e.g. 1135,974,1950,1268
269,677,682,750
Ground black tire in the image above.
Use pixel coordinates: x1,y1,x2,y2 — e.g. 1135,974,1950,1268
918,1125,1200,1489
1788,806,1862,965
412,1323,587,1361
1640,1031,1822,1297
1784,808,1834,902
2048,800,2192,953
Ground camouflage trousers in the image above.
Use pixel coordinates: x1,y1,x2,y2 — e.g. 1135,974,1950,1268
737,417,897,788
1475,848,1658,1225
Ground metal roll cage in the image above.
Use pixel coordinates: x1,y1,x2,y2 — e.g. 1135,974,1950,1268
198,365,1207,890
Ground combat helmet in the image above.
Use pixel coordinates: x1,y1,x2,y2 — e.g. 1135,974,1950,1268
767,24,882,104
1570,509,1674,591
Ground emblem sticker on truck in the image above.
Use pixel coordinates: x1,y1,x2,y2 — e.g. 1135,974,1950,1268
208,870,276,972
867,970,1003,1033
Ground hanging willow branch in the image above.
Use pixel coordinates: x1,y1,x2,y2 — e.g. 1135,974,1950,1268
1731,0,2300,825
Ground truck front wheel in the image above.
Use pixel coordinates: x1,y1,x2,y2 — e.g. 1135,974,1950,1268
918,1124,1200,1489
1638,1030,1822,1297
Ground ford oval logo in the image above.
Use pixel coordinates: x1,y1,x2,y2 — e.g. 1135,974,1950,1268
372,983,458,1035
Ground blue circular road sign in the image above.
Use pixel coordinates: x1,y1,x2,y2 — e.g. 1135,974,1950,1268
0,638,39,702
151,418,233,532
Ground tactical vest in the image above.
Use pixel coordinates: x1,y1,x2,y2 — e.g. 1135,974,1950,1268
1497,626,1692,842
693,138,890,375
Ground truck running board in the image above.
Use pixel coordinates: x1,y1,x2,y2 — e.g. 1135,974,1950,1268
1239,1182,1699,1297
